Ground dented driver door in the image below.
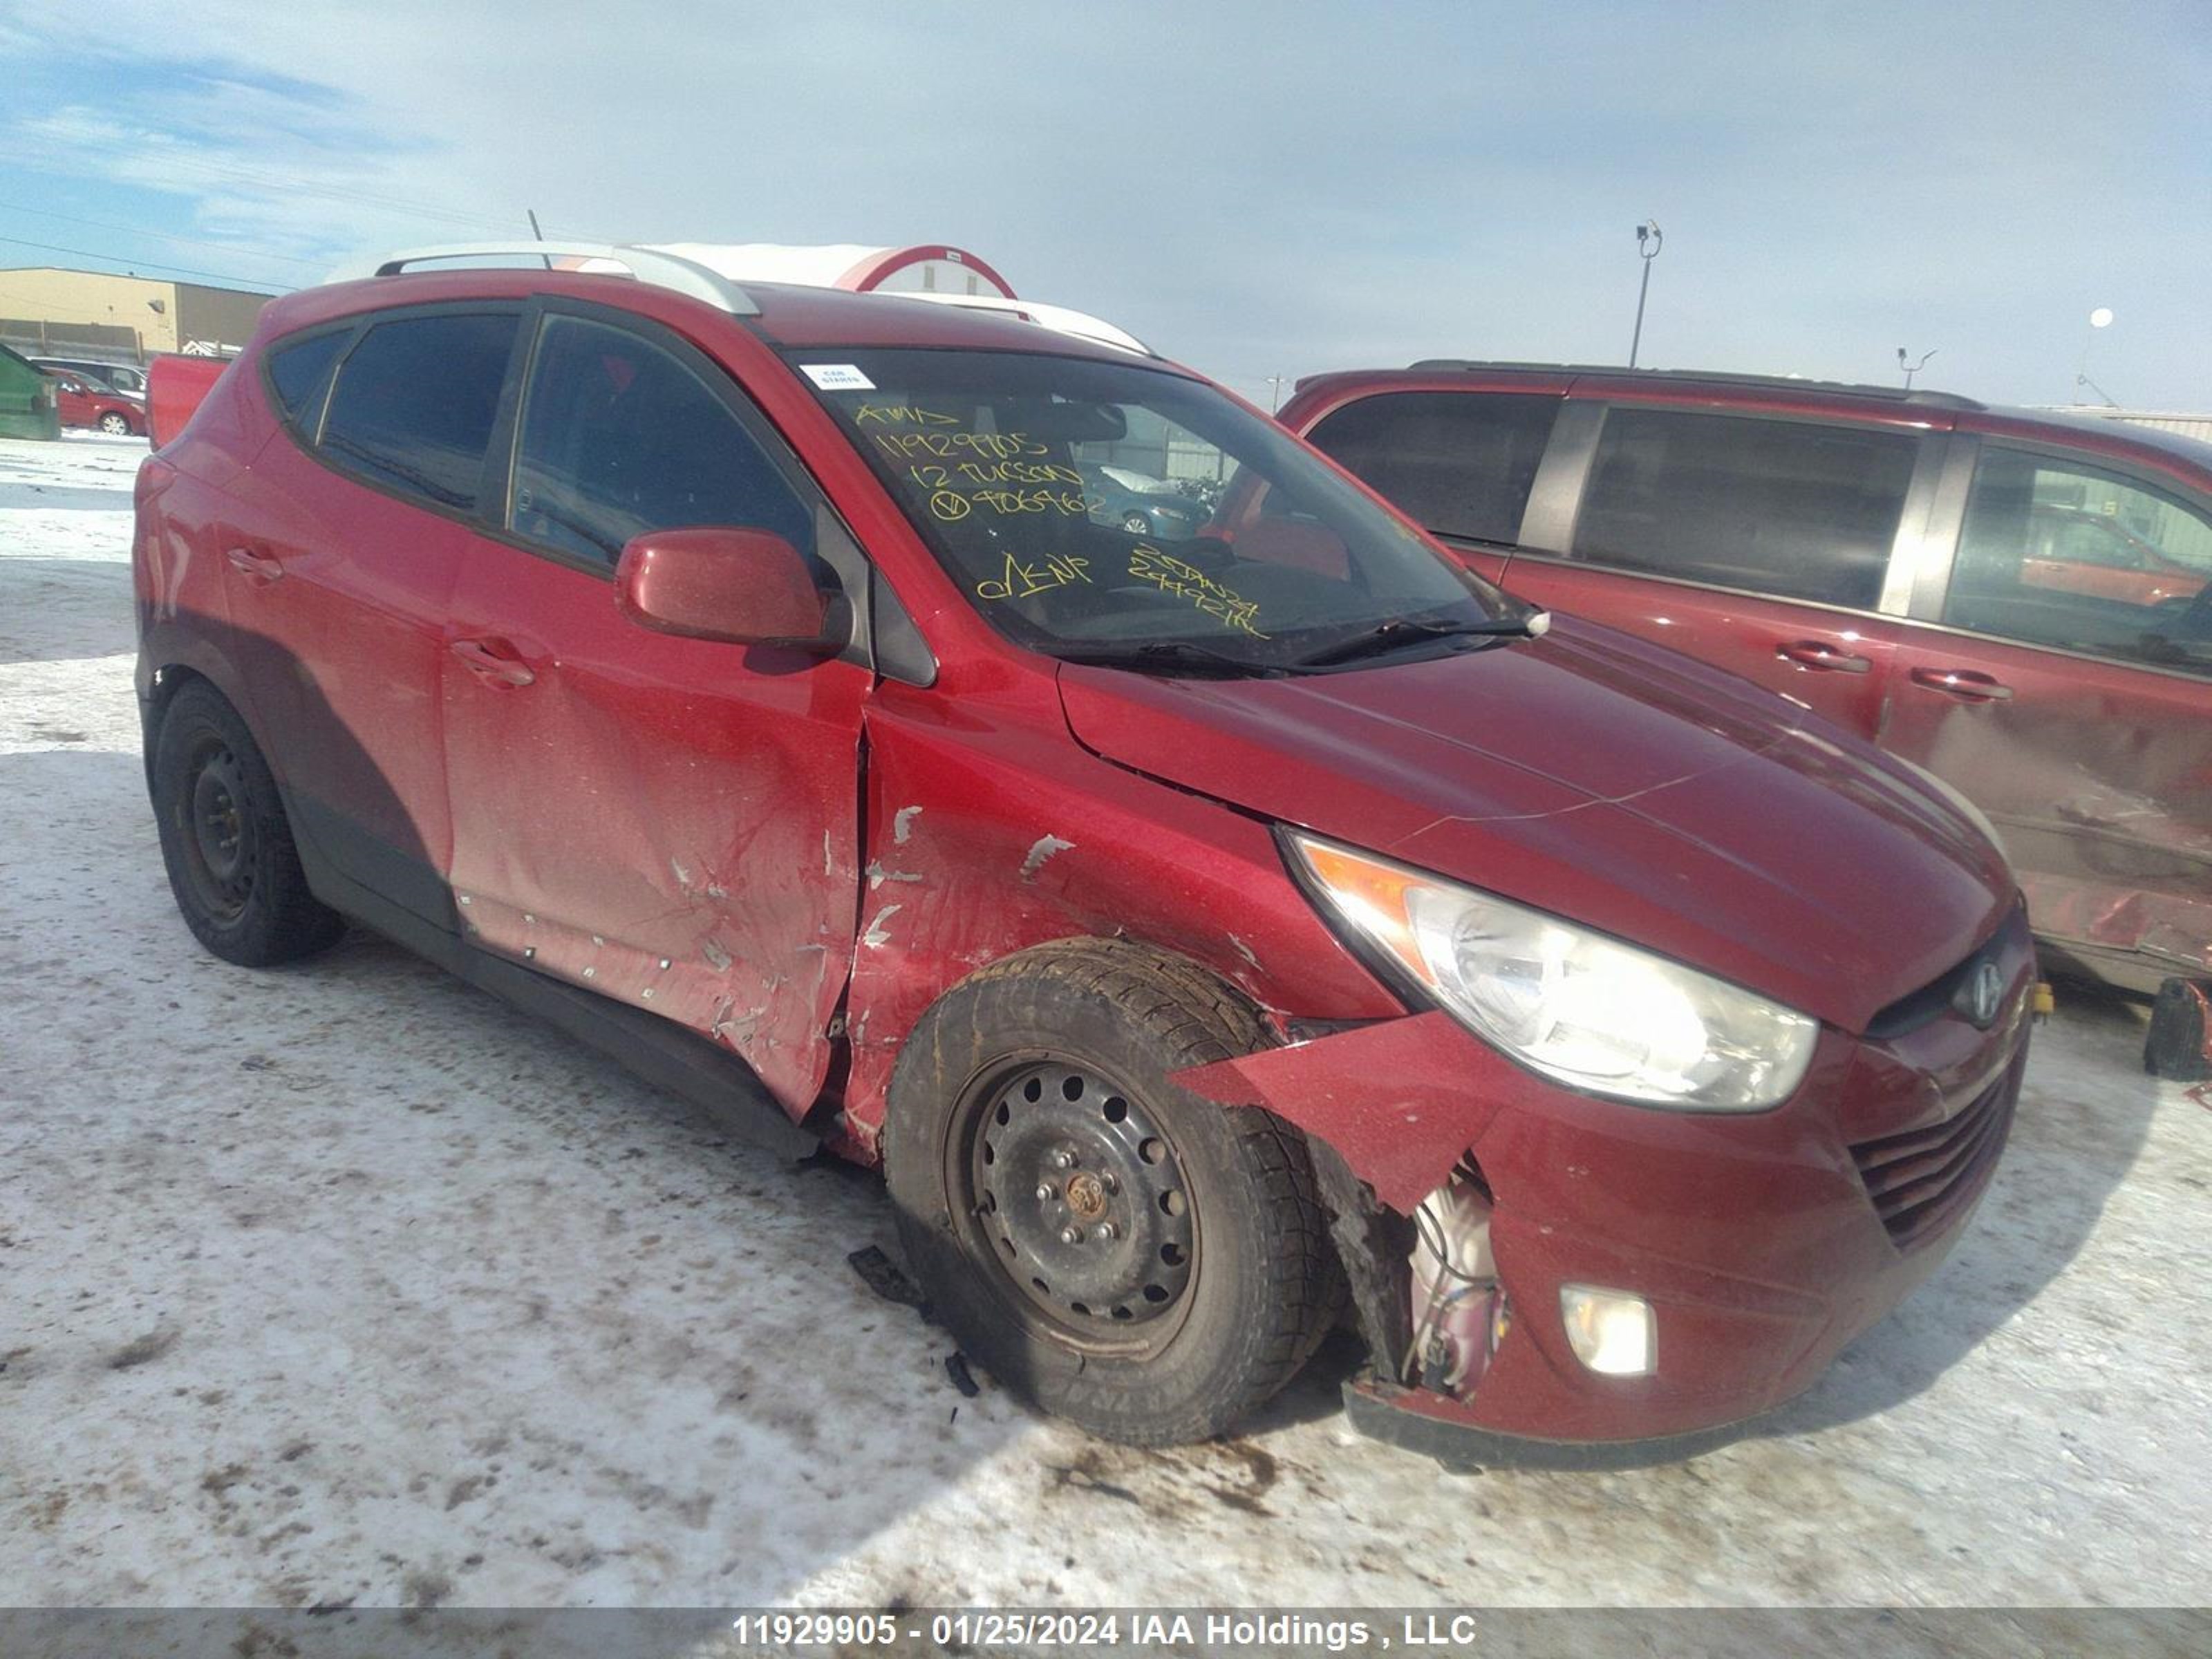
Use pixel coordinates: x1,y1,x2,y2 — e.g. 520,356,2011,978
438,306,870,1114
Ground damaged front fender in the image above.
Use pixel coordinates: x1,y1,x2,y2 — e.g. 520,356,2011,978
1172,1009,1514,1215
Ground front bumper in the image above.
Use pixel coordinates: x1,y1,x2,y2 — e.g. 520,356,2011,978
1175,937,2034,1450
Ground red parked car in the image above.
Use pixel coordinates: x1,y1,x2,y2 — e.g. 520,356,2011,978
41,367,144,436
135,246,2029,1461
1283,364,2212,1000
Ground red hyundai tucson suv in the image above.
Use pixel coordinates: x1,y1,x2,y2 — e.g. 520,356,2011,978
134,247,2031,1461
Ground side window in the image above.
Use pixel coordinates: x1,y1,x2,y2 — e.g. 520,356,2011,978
510,313,813,568
1944,447,2212,677
1572,409,1918,608
1306,391,1559,546
319,312,519,512
266,330,348,426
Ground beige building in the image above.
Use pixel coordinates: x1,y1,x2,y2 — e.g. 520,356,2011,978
0,266,275,364
2035,406,2212,446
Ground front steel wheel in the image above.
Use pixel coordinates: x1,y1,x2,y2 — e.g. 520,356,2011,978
885,939,1335,1445
958,1058,1200,1350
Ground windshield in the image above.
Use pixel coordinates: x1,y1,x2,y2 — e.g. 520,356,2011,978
791,348,1520,673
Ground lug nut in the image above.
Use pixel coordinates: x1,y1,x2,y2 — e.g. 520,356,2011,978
1100,1173,1119,1194
1060,1226,1083,1245
1094,1222,1119,1242
1049,1148,1077,1170
1035,1183,1056,1202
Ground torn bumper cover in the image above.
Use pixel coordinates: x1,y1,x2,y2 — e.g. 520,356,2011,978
1174,1008,2025,1453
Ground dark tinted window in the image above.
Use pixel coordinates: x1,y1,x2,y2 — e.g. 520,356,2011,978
319,312,519,512
1572,409,1918,608
510,314,813,568
266,330,348,424
1945,447,2212,678
1306,391,1558,545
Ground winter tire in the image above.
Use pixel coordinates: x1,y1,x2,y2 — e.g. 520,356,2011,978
884,938,1335,1445
152,681,344,966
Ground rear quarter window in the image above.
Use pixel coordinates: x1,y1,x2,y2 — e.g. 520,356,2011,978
318,312,521,513
1306,391,1559,547
1572,407,1918,609
265,330,350,425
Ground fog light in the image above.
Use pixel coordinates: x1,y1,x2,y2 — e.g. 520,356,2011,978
1559,1284,1656,1376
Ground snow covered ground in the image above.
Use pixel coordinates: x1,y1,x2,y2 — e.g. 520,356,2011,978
2,432,2209,1611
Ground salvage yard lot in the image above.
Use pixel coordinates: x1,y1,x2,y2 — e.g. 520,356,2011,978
3,433,2209,1608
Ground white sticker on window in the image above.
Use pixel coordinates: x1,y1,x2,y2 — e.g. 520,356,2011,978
802,364,876,391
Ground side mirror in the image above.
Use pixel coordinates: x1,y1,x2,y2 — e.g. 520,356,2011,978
615,527,841,650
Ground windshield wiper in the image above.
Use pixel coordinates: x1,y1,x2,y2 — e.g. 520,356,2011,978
1291,608,1551,669
1056,641,1286,678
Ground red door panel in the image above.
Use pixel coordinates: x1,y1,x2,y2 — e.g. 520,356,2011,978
1878,626,2212,983
1497,555,1899,740
222,447,465,921
441,540,870,1114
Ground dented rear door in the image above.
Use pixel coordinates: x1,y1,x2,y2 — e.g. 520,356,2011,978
440,306,868,1114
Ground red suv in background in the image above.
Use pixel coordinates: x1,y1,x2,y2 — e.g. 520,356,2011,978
135,250,2030,1461
1283,366,2212,996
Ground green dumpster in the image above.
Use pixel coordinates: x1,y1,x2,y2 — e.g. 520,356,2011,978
0,344,62,440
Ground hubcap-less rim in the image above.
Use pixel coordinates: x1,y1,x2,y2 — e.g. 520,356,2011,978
1121,513,1150,534
962,1060,1198,1349
101,413,130,434
180,742,254,923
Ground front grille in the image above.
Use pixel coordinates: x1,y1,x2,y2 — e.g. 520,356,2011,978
1865,903,2031,1040
1849,1052,2023,1250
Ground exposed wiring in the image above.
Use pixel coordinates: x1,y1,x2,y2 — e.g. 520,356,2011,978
1412,1196,1490,1282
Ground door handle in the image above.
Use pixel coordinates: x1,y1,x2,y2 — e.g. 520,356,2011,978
225,546,283,585
449,636,537,688
1777,639,1871,675
1909,666,2013,702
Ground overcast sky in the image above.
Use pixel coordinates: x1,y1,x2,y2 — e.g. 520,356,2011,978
3,1,2206,409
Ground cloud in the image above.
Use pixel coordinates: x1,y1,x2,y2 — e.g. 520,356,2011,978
3,1,2206,404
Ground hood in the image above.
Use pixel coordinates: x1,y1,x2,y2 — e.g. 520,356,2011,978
1058,619,2014,1033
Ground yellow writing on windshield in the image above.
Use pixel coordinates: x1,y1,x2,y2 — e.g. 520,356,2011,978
872,429,1053,462
924,479,1089,521
1129,545,1268,637
977,552,1092,601
853,404,959,427
906,460,1084,490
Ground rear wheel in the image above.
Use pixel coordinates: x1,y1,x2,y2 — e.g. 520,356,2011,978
98,411,133,435
152,682,344,966
884,939,1334,1445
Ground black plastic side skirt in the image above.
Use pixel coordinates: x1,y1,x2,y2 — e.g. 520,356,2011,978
288,796,821,1161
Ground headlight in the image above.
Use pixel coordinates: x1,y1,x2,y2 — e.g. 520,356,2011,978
1287,831,1817,1110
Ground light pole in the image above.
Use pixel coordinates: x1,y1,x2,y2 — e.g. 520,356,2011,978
1897,347,1937,389
2074,307,2117,406
1628,218,1662,368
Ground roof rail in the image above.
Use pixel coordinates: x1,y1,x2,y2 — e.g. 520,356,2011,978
893,291,1154,357
324,242,760,316
1404,360,1984,411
